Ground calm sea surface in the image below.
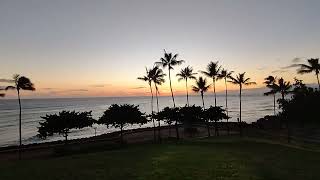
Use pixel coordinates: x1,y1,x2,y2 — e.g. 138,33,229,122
0,93,279,147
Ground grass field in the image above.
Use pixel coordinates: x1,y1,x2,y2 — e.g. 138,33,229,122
0,137,319,180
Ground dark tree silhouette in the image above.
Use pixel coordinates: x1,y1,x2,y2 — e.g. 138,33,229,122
179,105,203,136
297,58,320,89
176,66,197,106
155,50,184,107
264,76,277,115
204,106,228,136
151,66,166,142
201,61,221,107
38,111,95,142
98,104,147,143
218,68,233,134
272,78,292,101
5,74,35,148
192,76,211,136
229,72,256,136
137,67,157,142
155,107,180,137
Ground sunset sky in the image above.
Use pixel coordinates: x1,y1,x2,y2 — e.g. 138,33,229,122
1,0,320,98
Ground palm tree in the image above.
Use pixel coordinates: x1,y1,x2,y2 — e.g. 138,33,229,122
5,74,35,148
229,72,256,136
151,66,166,142
271,78,292,101
297,58,320,89
264,76,277,115
218,68,233,135
176,66,197,106
201,61,221,106
155,50,184,107
192,76,211,136
137,68,157,142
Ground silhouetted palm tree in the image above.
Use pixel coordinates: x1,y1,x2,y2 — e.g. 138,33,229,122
297,58,320,89
176,66,197,106
218,69,233,115
5,74,35,148
218,68,233,135
264,76,277,115
151,66,166,142
192,76,211,136
201,61,221,106
272,78,292,101
137,68,157,142
229,72,256,136
155,50,184,107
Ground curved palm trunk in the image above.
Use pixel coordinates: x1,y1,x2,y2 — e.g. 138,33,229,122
201,92,210,137
185,79,189,106
273,94,276,115
212,78,217,106
316,73,320,89
239,84,243,137
149,83,156,142
168,67,179,140
17,89,22,159
155,85,161,143
225,78,230,135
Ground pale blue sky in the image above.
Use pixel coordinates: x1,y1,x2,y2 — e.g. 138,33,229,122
0,0,319,97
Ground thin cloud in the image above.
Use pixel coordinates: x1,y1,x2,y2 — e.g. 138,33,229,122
89,84,111,88
271,70,288,73
0,79,14,83
131,86,146,89
280,64,300,69
292,57,302,63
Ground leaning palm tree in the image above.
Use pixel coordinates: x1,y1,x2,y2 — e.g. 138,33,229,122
137,68,157,142
151,66,166,142
176,66,197,106
155,50,184,107
201,61,221,106
264,76,277,115
5,74,35,148
217,68,233,135
192,76,211,136
297,58,320,89
229,72,256,136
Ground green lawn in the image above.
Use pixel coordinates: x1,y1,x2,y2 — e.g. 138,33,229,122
1,137,319,180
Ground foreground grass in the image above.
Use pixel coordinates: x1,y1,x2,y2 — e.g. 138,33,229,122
1,137,319,180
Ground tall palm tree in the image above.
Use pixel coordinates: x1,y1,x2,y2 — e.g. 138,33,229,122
151,66,166,142
5,74,35,148
192,76,211,136
297,58,320,89
218,68,233,135
229,72,256,136
137,68,157,142
264,76,277,115
201,61,221,106
218,68,233,116
176,66,197,106
155,50,184,107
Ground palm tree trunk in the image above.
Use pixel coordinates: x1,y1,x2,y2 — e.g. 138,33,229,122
212,78,216,106
239,85,242,137
149,83,156,142
169,68,179,140
168,68,176,107
186,79,189,106
273,94,276,115
201,92,210,137
17,89,22,159
225,78,229,135
120,124,123,144
155,85,161,143
17,89,22,147
316,73,320,90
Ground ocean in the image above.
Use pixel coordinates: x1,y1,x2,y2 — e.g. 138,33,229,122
0,92,279,147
